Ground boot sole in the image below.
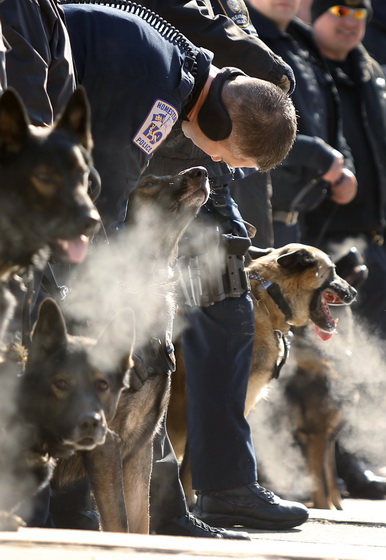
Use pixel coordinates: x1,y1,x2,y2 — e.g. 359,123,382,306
194,511,309,531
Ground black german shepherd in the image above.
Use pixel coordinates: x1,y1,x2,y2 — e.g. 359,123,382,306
0,297,135,529
0,87,100,344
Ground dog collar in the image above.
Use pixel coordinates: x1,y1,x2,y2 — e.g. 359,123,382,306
249,272,293,323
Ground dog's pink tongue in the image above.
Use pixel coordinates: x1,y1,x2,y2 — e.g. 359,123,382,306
313,324,334,341
66,235,90,263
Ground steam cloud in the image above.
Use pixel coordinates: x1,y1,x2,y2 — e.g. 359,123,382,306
0,202,224,519
2,208,385,517
249,310,386,502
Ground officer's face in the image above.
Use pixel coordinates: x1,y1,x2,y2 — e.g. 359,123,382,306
248,0,301,30
181,121,257,168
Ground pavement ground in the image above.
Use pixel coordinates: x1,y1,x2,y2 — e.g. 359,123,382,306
1,498,385,560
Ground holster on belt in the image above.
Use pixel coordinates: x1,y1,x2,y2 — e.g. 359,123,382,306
177,227,251,307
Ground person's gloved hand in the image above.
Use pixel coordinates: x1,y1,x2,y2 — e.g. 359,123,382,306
330,168,358,205
277,63,296,95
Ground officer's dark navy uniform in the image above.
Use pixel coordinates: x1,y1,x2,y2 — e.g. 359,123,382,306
143,129,256,485
137,0,307,532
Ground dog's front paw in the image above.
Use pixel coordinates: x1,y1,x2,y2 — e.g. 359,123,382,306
0,510,26,531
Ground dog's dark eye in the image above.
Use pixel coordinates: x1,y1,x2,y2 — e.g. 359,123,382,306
95,379,109,392
53,379,69,391
31,168,58,196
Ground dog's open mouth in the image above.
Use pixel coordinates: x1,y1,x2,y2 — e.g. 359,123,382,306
62,434,105,453
56,235,90,264
312,289,346,341
75,436,104,450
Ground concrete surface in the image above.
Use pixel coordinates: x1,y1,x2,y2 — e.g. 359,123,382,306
1,499,385,560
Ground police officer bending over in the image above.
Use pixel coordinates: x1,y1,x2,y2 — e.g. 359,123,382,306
60,0,308,536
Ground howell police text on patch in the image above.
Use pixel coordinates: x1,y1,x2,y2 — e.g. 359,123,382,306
133,99,178,155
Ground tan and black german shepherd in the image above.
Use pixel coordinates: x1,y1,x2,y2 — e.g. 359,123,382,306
167,243,357,510
51,167,210,534
245,243,356,413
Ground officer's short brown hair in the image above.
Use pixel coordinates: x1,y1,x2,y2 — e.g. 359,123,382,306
223,77,297,172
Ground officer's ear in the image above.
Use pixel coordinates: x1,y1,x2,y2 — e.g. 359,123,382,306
197,67,246,141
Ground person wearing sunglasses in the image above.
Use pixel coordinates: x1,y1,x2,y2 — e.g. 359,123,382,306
243,0,357,249
311,1,372,60
328,4,368,19
302,0,386,501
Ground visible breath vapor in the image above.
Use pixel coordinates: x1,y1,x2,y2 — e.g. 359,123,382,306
249,312,386,501
0,358,38,520
63,202,226,346
0,200,226,521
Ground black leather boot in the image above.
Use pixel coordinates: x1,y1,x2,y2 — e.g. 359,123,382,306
192,482,309,530
336,446,386,500
155,512,251,539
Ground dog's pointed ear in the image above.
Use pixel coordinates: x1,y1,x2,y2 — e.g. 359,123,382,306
247,246,273,260
30,298,67,357
0,88,30,155
95,308,136,382
278,248,317,270
55,86,93,150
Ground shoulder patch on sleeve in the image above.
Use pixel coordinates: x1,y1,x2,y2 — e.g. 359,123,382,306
217,1,250,28
132,99,179,155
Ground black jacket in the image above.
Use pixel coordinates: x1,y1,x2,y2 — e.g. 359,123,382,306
247,7,353,213
363,0,386,70
0,0,75,125
143,0,294,88
305,45,386,238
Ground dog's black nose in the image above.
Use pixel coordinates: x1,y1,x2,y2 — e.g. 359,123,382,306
345,288,357,302
83,208,101,235
79,411,102,432
187,166,208,180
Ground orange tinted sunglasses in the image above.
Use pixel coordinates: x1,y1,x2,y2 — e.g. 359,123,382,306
329,5,368,19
